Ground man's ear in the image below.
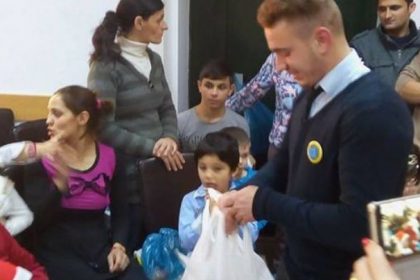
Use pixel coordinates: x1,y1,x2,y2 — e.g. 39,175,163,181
313,26,332,55
409,2,416,15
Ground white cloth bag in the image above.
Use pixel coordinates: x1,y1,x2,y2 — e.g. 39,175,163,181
180,188,273,280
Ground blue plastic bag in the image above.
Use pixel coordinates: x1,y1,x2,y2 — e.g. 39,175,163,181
141,228,184,280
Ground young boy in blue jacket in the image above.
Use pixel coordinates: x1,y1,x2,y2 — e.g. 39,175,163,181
178,132,260,253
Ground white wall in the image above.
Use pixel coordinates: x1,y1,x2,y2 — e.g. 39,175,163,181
0,0,187,110
412,3,420,26
0,0,119,95
163,0,190,112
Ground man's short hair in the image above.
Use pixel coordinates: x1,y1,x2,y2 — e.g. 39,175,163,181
198,58,233,83
257,0,344,35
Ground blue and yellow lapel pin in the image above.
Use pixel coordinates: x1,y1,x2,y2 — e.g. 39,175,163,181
307,140,323,164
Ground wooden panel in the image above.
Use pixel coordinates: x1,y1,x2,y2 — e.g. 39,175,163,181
0,94,50,121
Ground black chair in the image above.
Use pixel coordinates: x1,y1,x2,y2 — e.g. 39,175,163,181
13,119,48,142
137,153,200,238
0,108,15,146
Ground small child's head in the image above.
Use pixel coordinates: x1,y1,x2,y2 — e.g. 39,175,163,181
197,59,234,110
194,131,239,193
220,127,253,178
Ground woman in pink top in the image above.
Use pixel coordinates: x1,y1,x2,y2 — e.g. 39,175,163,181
13,86,146,279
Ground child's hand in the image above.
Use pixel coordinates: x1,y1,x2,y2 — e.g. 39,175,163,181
208,197,217,214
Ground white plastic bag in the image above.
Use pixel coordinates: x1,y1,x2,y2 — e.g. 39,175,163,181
179,188,273,280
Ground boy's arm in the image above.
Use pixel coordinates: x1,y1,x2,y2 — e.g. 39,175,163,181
3,187,33,236
178,194,203,253
244,221,260,243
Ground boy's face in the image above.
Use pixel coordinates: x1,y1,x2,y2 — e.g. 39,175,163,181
197,77,234,110
238,143,251,170
233,143,251,178
197,154,235,193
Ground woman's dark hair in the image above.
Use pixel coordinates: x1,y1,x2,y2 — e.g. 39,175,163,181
194,132,239,171
90,0,164,63
54,85,113,137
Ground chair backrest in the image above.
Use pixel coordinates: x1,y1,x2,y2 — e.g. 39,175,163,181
0,108,15,146
138,153,200,235
13,119,48,142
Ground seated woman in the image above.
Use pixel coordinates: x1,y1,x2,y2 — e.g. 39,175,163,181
5,86,145,279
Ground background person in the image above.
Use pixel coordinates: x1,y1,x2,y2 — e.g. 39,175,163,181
88,0,184,251
226,53,301,160
350,0,420,88
178,59,249,152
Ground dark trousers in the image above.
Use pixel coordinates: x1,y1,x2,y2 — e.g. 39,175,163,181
127,203,143,253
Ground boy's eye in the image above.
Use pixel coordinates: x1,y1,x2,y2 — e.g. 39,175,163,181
217,84,228,90
204,82,214,89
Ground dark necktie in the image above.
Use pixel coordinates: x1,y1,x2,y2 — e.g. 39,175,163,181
306,86,323,117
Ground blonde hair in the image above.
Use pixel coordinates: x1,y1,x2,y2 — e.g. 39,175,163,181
257,0,344,36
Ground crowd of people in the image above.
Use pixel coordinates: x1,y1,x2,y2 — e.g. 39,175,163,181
1,0,419,279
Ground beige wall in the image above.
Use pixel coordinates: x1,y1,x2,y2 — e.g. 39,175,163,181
0,94,49,121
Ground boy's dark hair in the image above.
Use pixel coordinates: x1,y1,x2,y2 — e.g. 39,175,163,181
198,59,234,83
194,131,239,171
220,126,250,146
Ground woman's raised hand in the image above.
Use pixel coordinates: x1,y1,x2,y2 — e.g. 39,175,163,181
352,239,400,280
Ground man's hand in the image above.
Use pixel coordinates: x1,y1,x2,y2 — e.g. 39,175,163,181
218,185,258,234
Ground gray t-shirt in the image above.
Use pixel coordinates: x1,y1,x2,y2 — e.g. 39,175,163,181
177,108,250,152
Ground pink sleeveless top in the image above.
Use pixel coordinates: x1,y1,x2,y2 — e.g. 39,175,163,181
42,143,116,210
